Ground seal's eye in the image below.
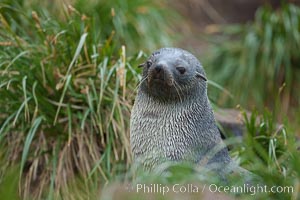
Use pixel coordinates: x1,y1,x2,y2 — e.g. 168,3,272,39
146,61,152,68
176,67,186,74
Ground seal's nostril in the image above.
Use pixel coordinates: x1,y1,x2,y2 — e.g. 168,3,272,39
155,64,163,73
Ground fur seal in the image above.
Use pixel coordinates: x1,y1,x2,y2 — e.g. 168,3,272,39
130,48,250,179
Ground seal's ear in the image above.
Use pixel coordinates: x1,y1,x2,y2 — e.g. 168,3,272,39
195,72,207,81
138,63,145,68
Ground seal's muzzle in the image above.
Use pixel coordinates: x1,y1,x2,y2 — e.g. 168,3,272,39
148,63,173,86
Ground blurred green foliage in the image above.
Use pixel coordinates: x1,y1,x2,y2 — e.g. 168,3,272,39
233,108,298,200
206,4,300,113
0,0,177,199
72,0,177,53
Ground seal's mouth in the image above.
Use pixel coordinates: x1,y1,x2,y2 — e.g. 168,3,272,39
151,77,164,82
148,76,173,87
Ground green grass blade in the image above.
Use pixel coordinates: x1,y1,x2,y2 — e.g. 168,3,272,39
207,79,233,99
0,112,17,140
65,33,88,76
1,51,29,76
20,116,43,177
13,97,32,126
53,74,72,125
47,142,59,200
67,104,72,145
22,76,30,122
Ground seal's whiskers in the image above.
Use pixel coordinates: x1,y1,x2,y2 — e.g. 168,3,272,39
173,80,183,103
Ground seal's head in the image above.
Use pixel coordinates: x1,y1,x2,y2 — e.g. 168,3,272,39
139,48,207,100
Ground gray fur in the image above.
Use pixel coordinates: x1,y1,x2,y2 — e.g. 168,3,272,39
130,48,235,175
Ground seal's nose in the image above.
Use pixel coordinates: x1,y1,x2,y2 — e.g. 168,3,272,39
155,64,163,73
148,62,169,83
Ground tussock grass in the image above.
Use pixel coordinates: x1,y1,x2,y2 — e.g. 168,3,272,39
233,108,299,200
205,3,300,114
1,1,300,200
0,0,175,198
